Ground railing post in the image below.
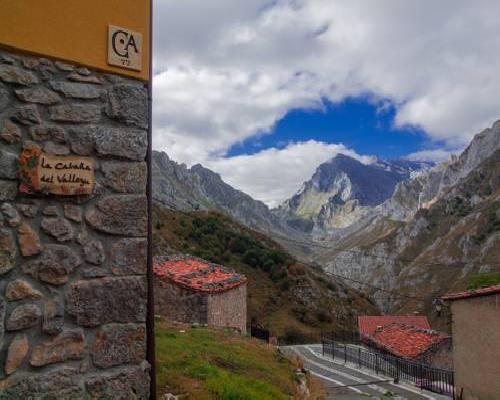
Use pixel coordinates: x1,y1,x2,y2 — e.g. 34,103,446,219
358,347,361,368
344,343,347,364
419,364,423,391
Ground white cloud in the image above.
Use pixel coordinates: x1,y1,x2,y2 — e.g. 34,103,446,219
405,148,459,163
206,140,372,208
152,0,500,205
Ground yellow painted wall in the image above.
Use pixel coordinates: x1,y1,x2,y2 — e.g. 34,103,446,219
0,0,150,80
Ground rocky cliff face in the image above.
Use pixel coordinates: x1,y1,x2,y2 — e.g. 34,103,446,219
380,120,500,221
274,154,432,234
318,122,500,327
152,151,303,239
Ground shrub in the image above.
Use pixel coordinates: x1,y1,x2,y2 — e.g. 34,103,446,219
467,272,500,290
287,264,306,276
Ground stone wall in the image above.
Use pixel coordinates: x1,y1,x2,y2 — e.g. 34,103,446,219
0,48,150,398
207,284,247,334
154,279,208,325
154,278,247,333
416,339,452,370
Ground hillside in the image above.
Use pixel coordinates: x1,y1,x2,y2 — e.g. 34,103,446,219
152,151,305,241
321,149,500,329
155,322,325,399
153,204,378,338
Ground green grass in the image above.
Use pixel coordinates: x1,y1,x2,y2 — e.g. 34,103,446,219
467,271,500,290
155,322,304,399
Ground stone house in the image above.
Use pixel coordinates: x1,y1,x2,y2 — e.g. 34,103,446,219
362,323,452,370
154,256,247,334
358,315,431,339
442,284,500,399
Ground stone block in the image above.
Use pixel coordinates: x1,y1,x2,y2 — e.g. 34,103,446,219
81,267,109,279
30,125,66,142
5,334,29,375
66,277,147,327
41,217,74,242
67,125,95,155
63,204,82,222
17,202,39,218
0,149,18,179
30,329,86,367
1,367,84,399
106,83,148,129
0,180,17,201
17,223,41,256
42,205,59,216
50,81,100,99
0,121,22,144
85,361,150,399
21,57,40,69
15,87,61,104
101,161,147,193
0,297,5,351
0,228,16,276
83,239,105,265
49,104,101,123
43,141,70,155
5,279,43,301
0,65,38,85
6,304,41,331
55,61,75,72
23,244,82,285
11,104,42,125
42,297,64,335
94,126,147,161
67,72,102,84
1,203,21,227
85,195,147,236
0,82,9,111
92,323,146,368
110,238,147,275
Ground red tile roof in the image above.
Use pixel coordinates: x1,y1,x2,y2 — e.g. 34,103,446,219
368,323,450,359
153,256,247,294
442,284,500,301
358,316,430,337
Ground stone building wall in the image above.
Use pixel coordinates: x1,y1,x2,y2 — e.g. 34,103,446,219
0,48,150,398
154,278,247,333
154,279,208,325
450,294,500,400
207,284,247,334
416,339,452,370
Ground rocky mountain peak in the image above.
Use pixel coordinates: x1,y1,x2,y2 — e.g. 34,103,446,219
275,153,432,233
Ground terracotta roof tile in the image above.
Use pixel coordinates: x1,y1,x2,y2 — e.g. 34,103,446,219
358,315,430,337
442,284,500,301
368,323,450,359
153,256,247,294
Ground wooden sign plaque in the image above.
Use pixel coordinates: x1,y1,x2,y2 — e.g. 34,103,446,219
20,148,95,196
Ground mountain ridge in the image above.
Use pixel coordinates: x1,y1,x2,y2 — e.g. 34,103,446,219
273,153,433,234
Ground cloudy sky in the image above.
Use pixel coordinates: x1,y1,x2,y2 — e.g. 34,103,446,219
152,0,500,207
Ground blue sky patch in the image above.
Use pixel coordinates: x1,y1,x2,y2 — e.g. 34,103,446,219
227,97,443,160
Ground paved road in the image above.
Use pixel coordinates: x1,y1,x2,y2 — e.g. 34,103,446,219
281,344,449,400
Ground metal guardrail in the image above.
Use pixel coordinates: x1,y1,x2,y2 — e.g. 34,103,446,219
322,339,455,398
250,325,270,342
